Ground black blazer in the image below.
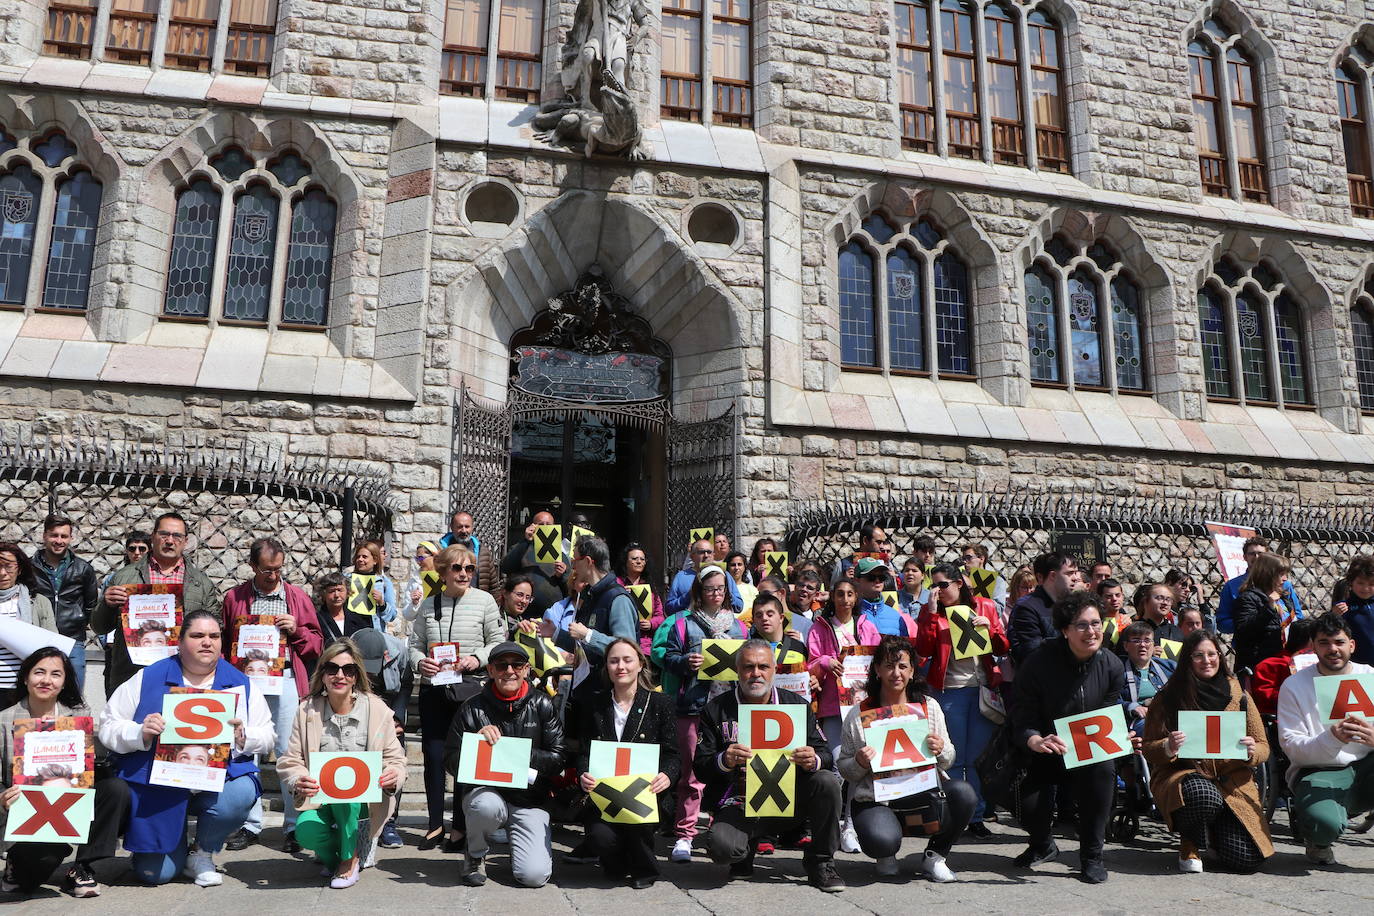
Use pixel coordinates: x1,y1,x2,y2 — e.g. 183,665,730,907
575,686,681,786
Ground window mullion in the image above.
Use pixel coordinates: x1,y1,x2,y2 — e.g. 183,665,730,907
150,0,172,71
1361,69,1374,206
267,189,292,331
211,0,231,74
1098,272,1118,395
1261,294,1285,408
1016,12,1037,171
1215,46,1243,202
1223,287,1245,406
25,172,60,312
91,0,113,62
875,244,890,372
208,184,234,327
702,6,716,125
930,0,948,157
972,2,992,164
924,251,939,378
1055,267,1072,390
484,0,503,99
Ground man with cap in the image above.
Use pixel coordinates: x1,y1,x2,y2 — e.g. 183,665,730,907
444,641,566,887
352,627,410,849
854,557,910,636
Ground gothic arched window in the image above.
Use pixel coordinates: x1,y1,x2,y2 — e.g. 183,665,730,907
1188,19,1268,203
1197,257,1310,406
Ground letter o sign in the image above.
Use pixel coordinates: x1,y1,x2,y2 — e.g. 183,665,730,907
319,756,369,801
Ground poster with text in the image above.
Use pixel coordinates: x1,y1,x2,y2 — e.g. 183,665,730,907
123,584,182,666
232,615,286,696
11,716,95,788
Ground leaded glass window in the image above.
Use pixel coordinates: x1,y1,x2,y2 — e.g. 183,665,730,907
0,165,42,305
282,189,335,327
1198,287,1232,398
839,242,876,367
1067,268,1102,387
1199,259,1311,407
1235,292,1271,402
1353,300,1374,411
222,183,279,322
1025,265,1058,383
1272,294,1308,405
839,214,974,377
42,171,102,309
164,179,220,317
1111,276,1144,391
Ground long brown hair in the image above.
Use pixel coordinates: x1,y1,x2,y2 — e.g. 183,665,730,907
1241,552,1289,596
1148,631,1231,721
601,637,654,691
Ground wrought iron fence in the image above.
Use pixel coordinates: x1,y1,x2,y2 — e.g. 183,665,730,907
786,488,1374,611
0,423,393,594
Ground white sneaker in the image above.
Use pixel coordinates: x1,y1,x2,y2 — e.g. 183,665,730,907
670,837,693,863
1306,842,1337,865
921,850,956,883
1178,856,1203,874
840,824,862,854
183,851,222,887
875,855,898,877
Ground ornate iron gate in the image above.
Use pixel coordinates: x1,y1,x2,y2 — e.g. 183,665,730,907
449,387,512,563
665,404,737,574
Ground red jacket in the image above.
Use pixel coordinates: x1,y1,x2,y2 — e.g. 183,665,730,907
221,581,324,694
1250,650,1310,717
915,596,1010,690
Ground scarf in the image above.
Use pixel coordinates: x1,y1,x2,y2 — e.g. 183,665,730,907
0,583,32,623
490,679,530,713
699,607,735,639
1195,673,1232,712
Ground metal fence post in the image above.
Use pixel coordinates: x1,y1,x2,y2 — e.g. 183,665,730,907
340,485,356,571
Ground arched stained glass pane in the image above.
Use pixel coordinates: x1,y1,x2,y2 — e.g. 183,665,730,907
42,171,102,310
1272,294,1308,404
0,128,15,155
934,251,971,375
1110,276,1144,391
1045,236,1074,266
1068,268,1103,386
164,180,220,317
1198,287,1232,398
887,248,924,372
34,132,78,167
282,189,336,327
210,146,252,181
839,242,877,367
914,219,942,249
223,183,279,322
268,152,311,188
1235,292,1272,402
1026,265,1059,382
862,213,898,243
0,165,44,305
1354,305,1374,411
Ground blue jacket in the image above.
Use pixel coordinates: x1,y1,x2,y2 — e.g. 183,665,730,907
115,656,260,853
859,597,910,636
1342,593,1374,666
665,569,743,615
1216,575,1302,633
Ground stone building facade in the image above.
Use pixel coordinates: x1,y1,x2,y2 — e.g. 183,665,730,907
2,0,1374,585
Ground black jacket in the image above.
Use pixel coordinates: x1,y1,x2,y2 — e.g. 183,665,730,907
1011,637,1125,749
1232,589,1293,673
29,550,99,640
1009,586,1056,665
575,687,681,788
499,540,567,617
693,686,829,811
1141,616,1186,647
445,681,566,807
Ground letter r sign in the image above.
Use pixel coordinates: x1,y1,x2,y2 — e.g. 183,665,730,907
1053,704,1133,769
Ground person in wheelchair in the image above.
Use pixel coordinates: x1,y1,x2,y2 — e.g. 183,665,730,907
1142,631,1271,875
276,639,408,889
693,639,846,892
1121,623,1176,737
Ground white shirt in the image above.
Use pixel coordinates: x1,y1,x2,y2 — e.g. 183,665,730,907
612,699,631,740
97,666,276,758
1277,661,1374,785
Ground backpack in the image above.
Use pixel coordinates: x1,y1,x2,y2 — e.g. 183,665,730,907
653,613,692,697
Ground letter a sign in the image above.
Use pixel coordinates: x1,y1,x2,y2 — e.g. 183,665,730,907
4,786,95,843
1315,673,1374,724
1053,704,1133,769
863,716,932,773
310,751,383,804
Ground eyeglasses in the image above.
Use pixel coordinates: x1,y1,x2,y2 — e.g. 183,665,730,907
491,660,529,671
960,555,978,563
1071,620,1104,632
449,564,477,574
155,530,187,541
701,585,727,595
933,580,959,590
321,662,360,678
1125,638,1154,646
0,559,17,571
861,574,886,582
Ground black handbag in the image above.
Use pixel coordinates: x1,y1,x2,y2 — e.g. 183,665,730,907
896,786,952,837
976,721,1028,816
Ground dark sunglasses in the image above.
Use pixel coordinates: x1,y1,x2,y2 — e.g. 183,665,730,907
447,564,477,574
321,662,360,678
491,659,528,671
861,573,887,582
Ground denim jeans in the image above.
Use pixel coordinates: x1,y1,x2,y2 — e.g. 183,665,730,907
67,640,86,693
244,675,300,835
930,684,996,822
130,773,260,884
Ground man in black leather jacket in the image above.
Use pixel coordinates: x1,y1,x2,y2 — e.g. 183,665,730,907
445,641,565,888
29,513,99,689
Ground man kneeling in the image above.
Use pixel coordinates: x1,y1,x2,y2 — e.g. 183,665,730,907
694,638,845,892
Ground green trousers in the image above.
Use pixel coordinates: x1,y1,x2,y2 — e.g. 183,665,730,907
1293,753,1374,847
295,803,363,869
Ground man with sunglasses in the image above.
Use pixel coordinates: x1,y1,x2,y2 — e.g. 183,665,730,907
93,512,220,691
220,537,324,853
854,557,911,637
445,641,565,887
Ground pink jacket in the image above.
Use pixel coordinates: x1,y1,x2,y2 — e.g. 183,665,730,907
806,613,882,718
221,581,324,694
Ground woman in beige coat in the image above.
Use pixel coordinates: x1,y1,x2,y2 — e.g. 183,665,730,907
277,639,407,889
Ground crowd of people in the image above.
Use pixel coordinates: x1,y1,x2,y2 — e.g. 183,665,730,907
1,511,1372,898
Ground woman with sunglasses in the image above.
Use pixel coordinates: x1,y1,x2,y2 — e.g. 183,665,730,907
277,639,408,888
407,545,504,850
616,544,664,656
0,544,59,709
398,541,440,622
574,637,679,888
917,563,1010,838
1,648,130,897
1141,630,1271,874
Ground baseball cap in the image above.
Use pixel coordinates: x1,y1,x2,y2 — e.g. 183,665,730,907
488,641,530,664
350,628,389,677
855,557,886,576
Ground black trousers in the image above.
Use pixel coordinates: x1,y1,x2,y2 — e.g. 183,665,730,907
6,775,130,891
852,777,977,858
587,821,659,878
417,686,464,832
706,767,842,865
1020,754,1115,861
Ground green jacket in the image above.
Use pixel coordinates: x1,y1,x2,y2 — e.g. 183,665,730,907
92,558,219,691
